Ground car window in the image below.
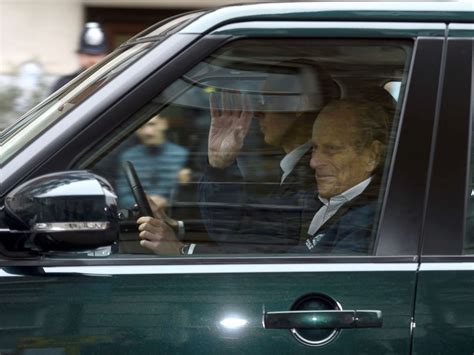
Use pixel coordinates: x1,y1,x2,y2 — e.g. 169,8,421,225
84,38,412,257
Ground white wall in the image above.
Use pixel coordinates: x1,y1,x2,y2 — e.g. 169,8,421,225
0,0,83,75
0,0,239,75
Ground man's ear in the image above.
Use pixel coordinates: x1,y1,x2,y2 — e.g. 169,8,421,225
366,140,383,173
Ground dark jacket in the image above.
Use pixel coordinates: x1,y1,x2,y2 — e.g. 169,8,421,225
298,177,381,255
194,173,381,255
196,149,314,253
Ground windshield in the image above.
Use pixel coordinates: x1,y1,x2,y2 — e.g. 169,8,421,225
0,43,151,165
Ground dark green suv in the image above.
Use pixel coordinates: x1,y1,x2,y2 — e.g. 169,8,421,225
1,3,473,354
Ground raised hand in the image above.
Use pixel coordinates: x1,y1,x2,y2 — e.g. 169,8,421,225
208,91,253,168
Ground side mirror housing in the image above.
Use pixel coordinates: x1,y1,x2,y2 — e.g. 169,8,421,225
4,171,118,253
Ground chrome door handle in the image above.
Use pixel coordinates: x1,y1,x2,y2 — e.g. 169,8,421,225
263,310,382,329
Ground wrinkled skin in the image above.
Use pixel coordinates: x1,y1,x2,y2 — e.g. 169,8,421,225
310,104,381,198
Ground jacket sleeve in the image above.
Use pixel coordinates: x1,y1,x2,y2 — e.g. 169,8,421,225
197,162,248,248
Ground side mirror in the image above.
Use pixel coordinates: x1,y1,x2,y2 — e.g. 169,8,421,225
4,171,118,253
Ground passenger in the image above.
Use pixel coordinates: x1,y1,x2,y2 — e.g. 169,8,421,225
136,98,390,255
300,98,391,255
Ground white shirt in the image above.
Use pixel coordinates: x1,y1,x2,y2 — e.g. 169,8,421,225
280,141,312,184
307,176,372,236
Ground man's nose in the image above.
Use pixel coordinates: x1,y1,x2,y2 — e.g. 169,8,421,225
310,150,323,170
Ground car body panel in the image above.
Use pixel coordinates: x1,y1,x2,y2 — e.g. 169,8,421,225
0,263,417,354
413,263,474,355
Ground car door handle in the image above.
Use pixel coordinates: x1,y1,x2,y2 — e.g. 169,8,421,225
263,310,382,329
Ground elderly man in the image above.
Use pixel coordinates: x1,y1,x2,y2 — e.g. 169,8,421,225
137,98,391,255
300,99,389,254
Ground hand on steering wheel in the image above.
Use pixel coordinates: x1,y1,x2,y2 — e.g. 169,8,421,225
122,161,153,217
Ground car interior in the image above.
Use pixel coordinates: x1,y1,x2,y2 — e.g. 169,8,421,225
81,38,412,256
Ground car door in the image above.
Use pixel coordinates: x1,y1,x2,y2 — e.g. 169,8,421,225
413,25,474,354
0,21,446,354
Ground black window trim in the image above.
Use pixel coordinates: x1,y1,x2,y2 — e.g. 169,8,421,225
421,37,473,257
376,36,446,256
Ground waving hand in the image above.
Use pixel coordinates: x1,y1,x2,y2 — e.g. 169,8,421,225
208,91,253,168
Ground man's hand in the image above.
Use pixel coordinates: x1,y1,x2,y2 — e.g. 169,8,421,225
208,91,252,168
148,195,178,230
137,216,183,255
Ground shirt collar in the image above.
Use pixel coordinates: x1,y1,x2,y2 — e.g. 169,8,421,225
318,176,373,206
280,141,312,183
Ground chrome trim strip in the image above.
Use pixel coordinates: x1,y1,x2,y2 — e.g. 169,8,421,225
33,222,109,232
419,262,474,271
40,263,418,275
4,263,474,276
449,24,474,30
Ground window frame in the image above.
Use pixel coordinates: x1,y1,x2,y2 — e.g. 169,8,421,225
420,36,474,259
1,22,447,264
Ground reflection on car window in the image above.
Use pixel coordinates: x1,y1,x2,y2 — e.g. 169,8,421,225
1,43,152,165
88,39,412,257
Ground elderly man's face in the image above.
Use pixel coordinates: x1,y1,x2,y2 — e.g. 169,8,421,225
310,105,379,198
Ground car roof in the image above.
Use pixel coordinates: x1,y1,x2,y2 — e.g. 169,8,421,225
175,2,473,35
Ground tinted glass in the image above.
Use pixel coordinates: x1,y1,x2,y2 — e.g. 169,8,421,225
0,43,152,164
85,38,412,257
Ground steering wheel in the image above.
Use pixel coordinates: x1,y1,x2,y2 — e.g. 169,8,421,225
122,161,154,217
